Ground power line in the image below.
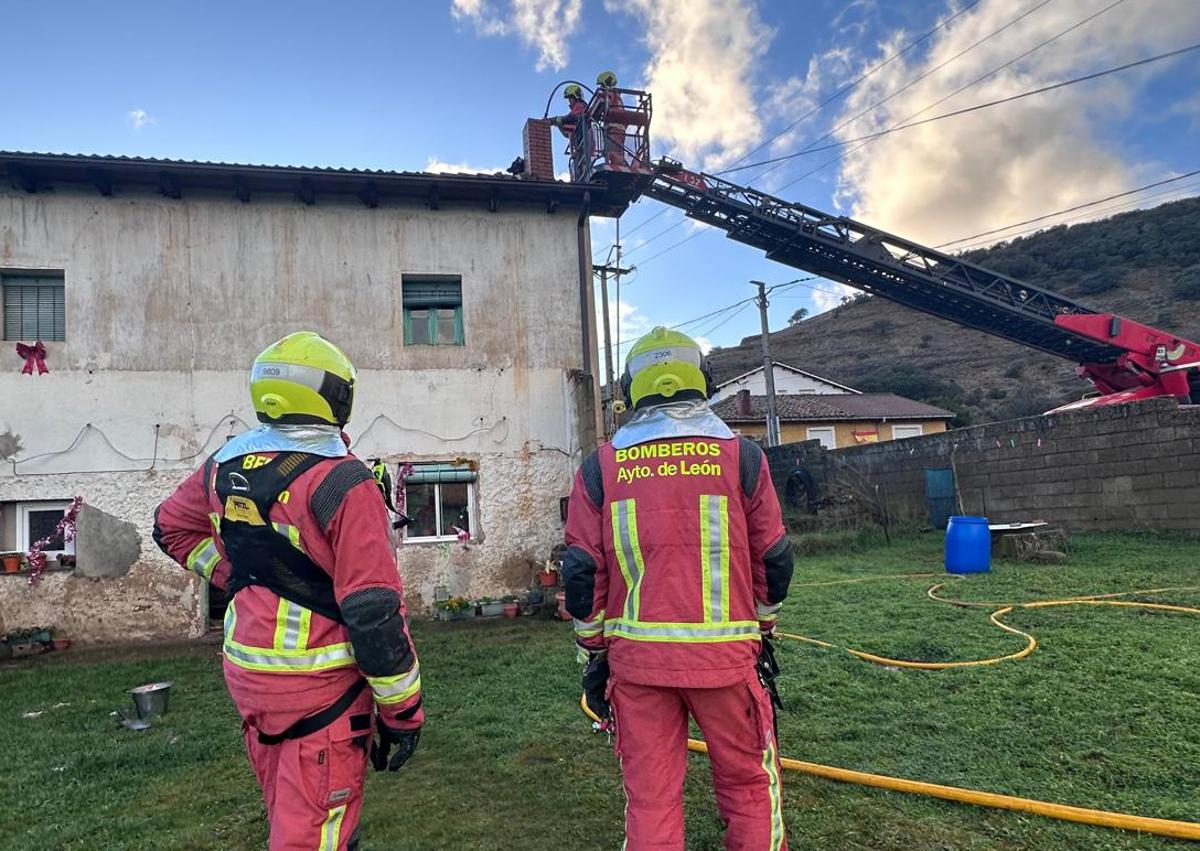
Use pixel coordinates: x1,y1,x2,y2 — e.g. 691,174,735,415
722,39,1200,172
627,0,1058,259
937,169,1200,248
638,0,1132,267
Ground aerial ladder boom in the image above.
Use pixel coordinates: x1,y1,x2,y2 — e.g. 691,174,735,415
563,85,1200,413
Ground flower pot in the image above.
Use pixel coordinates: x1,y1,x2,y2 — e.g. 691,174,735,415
479,602,505,618
555,591,571,622
526,590,544,606
503,602,519,619
539,570,559,588
1,554,20,574
441,608,474,621
51,639,71,652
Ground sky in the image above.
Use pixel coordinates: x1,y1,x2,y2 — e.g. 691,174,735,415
3,0,1199,368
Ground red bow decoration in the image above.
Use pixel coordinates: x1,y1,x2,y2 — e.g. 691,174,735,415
16,341,49,375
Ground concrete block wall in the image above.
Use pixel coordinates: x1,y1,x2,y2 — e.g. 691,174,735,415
765,399,1200,531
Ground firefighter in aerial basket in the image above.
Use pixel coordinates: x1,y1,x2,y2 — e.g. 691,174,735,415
154,331,423,851
563,326,795,850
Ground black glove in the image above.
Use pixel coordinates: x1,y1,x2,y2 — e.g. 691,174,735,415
371,724,420,772
581,654,611,725
756,633,783,713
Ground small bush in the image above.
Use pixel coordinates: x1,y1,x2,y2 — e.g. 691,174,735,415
1003,362,1024,379
986,387,1008,399
1171,265,1200,300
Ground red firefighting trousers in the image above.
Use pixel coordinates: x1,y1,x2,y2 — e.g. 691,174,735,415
611,674,787,851
241,690,373,851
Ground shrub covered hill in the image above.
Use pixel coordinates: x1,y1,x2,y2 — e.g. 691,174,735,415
707,196,1200,425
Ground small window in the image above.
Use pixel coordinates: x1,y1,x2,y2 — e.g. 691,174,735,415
2,272,65,342
806,427,837,449
15,501,76,556
403,462,477,542
892,424,924,440
403,276,463,346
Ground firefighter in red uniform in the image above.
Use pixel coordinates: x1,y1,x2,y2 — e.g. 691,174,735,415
564,326,794,850
596,70,627,167
154,331,423,851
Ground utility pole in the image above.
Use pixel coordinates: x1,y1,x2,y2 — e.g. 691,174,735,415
595,261,634,436
751,280,781,447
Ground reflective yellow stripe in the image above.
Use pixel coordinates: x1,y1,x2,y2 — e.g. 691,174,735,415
367,661,421,704
185,537,221,580
271,522,304,553
224,597,238,636
223,636,355,673
272,599,311,651
700,495,730,623
273,599,289,650
763,740,785,850
757,601,782,623
321,804,346,851
610,499,645,622
208,512,220,533
604,617,760,643
573,608,606,638
296,606,312,650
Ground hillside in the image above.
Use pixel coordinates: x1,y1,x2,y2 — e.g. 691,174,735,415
708,197,1200,425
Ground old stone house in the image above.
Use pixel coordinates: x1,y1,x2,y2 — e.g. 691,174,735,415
0,148,604,642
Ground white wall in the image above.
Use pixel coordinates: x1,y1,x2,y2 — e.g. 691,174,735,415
0,184,591,640
710,364,856,403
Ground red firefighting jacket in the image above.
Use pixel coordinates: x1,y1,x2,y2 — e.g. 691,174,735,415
563,435,792,688
154,450,423,731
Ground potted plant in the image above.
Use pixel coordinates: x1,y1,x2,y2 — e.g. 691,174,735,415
538,559,560,588
50,628,71,652
502,595,519,619
1,552,21,574
477,597,505,618
436,597,474,621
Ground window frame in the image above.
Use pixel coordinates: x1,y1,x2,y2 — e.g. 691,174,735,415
402,304,464,346
15,500,76,556
2,271,66,342
806,426,837,449
892,423,925,440
402,478,477,544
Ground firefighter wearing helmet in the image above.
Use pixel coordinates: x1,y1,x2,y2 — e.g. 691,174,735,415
563,326,795,850
154,331,423,850
595,70,627,167
551,82,588,141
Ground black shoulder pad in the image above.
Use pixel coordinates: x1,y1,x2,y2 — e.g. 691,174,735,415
738,437,764,499
580,450,604,509
310,458,377,529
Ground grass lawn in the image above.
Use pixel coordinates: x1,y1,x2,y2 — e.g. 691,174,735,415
3,531,1199,850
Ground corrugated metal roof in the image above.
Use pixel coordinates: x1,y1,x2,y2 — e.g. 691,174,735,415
711,392,954,423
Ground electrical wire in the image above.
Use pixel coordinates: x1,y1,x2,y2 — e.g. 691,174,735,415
614,0,990,258
722,39,1200,172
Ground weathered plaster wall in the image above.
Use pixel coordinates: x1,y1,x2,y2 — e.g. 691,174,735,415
0,184,592,641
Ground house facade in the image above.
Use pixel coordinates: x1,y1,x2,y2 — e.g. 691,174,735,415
712,390,953,448
0,151,602,642
709,361,859,403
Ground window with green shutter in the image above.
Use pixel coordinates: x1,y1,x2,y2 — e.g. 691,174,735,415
402,462,478,542
402,276,463,346
2,273,66,342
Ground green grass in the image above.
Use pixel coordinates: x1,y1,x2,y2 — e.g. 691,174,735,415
3,531,1199,850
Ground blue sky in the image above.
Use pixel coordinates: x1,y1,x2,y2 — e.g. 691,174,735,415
5,0,1199,365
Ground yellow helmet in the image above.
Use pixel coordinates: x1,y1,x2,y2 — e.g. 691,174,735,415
250,331,356,426
621,326,712,411
564,83,583,99
596,70,617,87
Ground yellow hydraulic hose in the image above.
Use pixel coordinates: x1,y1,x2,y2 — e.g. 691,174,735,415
685,739,1200,841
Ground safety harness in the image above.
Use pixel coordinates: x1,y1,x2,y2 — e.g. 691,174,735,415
214,451,344,624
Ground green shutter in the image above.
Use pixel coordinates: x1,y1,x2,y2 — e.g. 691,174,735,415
402,278,462,308
406,463,477,484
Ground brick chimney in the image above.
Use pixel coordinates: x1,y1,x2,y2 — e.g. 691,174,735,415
737,389,752,416
523,118,556,180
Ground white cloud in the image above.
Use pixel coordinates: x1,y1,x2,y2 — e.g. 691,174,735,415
828,0,1200,246
127,109,154,131
609,0,773,169
693,335,714,354
450,0,582,70
810,282,856,314
424,156,506,175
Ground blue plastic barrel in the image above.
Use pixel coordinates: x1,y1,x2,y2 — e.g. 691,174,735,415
945,516,991,574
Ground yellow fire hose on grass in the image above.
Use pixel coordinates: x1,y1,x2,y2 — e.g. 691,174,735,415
677,576,1200,841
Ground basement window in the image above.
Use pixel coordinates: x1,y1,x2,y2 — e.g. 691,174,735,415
2,272,66,342
9,500,76,557
402,276,463,346
403,463,477,543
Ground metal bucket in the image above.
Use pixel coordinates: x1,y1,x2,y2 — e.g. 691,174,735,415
128,682,172,719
